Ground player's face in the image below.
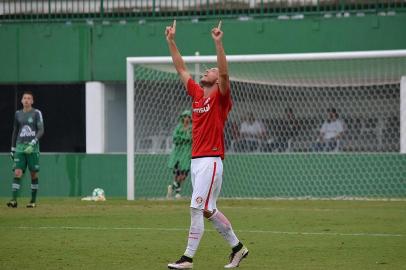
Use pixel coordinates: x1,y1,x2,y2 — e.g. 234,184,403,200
21,94,34,108
183,116,191,126
200,68,219,86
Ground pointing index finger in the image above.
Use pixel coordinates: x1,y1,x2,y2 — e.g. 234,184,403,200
217,20,222,30
173,19,176,29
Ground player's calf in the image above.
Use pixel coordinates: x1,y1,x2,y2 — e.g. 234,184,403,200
168,180,182,199
167,185,173,199
7,177,22,207
30,178,39,204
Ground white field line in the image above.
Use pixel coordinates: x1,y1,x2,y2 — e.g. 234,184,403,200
8,226,405,238
221,206,406,212
119,205,406,213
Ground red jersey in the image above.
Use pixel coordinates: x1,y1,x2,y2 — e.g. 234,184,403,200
187,78,232,159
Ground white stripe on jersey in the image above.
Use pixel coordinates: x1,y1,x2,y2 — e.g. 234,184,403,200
35,109,44,123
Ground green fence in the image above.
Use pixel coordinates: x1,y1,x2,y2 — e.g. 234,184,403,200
1,153,405,199
1,0,405,22
1,14,406,83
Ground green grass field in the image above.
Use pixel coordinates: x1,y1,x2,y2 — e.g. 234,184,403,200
1,198,405,270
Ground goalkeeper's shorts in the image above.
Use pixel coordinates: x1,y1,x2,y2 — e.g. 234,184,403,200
173,161,190,177
13,152,40,173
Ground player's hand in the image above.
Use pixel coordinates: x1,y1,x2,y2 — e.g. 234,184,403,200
10,147,15,161
165,20,176,42
211,20,223,42
24,145,33,154
24,139,37,154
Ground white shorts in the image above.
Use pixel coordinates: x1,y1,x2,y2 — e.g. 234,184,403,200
190,157,223,212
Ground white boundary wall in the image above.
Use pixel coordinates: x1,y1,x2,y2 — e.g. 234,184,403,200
86,81,105,154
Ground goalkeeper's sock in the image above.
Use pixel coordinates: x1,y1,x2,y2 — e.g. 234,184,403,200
175,183,182,194
11,177,21,201
184,208,204,258
208,209,240,247
172,181,182,193
30,178,39,203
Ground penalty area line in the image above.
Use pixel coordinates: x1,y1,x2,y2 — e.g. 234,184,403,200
8,226,405,238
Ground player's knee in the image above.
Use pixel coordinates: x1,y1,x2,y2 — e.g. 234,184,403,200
190,207,203,221
203,209,215,219
30,171,38,179
14,169,23,178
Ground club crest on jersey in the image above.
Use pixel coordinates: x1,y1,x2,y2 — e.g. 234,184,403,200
19,125,36,137
193,104,210,114
28,117,33,123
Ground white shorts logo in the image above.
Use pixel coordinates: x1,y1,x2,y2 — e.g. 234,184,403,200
195,196,203,205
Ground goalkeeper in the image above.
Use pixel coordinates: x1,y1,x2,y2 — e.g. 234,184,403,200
7,91,44,208
167,110,192,199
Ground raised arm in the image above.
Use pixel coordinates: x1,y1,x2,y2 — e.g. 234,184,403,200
212,21,229,96
165,20,191,88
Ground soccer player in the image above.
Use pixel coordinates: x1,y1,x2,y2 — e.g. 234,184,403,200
167,110,192,199
7,91,44,208
166,20,249,269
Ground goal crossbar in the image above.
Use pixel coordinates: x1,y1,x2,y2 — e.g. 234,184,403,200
127,50,406,65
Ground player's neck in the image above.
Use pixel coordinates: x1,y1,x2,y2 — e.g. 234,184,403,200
203,85,217,97
23,106,32,112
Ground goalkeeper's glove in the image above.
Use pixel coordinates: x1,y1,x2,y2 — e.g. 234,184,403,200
24,139,37,154
10,147,15,160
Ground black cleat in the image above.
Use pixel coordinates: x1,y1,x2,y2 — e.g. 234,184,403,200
168,255,193,269
26,202,36,208
6,200,18,208
224,246,249,268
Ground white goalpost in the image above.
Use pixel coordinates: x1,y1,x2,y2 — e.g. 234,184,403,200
126,50,406,200
401,76,406,154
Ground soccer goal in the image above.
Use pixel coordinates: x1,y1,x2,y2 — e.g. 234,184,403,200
126,50,406,200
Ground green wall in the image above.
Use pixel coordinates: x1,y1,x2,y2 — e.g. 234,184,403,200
1,154,405,199
0,154,126,197
1,14,406,83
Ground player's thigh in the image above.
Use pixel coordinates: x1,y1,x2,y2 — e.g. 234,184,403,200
177,171,189,182
190,158,222,211
27,152,40,173
207,161,223,211
190,164,196,189
13,152,27,173
212,175,223,207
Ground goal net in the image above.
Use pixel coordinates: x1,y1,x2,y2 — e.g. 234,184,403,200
126,50,406,200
